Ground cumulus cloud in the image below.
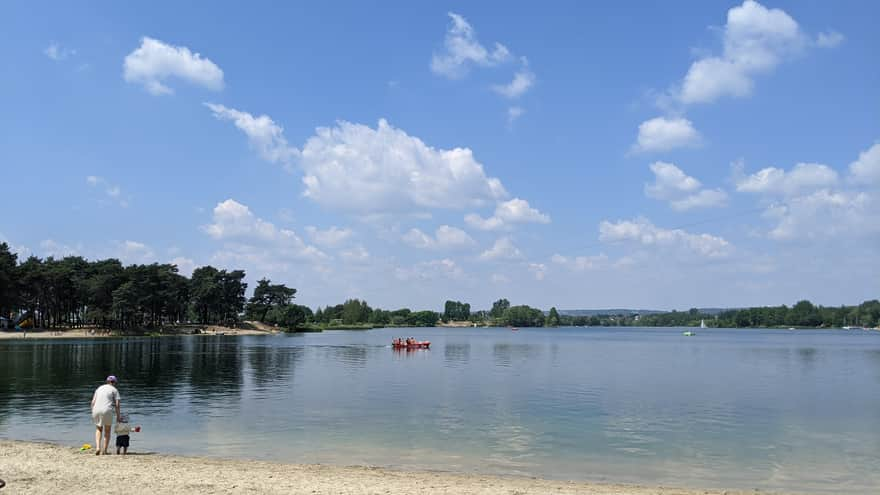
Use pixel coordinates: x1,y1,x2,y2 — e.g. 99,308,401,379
678,1,808,104
763,190,877,240
492,58,535,98
124,37,224,95
403,225,475,250
735,162,838,196
736,145,880,241
202,199,327,263
632,117,701,153
44,42,75,61
645,162,727,211
305,226,353,248
599,218,731,258
204,103,299,169
848,143,880,185
480,237,524,261
299,119,507,212
206,107,553,220
430,12,511,78
465,198,550,231
816,30,845,48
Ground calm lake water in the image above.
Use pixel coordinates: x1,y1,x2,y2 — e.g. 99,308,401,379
1,327,879,493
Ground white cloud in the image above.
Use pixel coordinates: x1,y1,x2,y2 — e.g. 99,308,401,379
848,143,880,185
430,12,511,79
599,218,731,258
492,58,535,98
339,245,371,264
678,1,807,104
114,240,156,265
299,119,507,212
204,103,299,169
305,226,353,248
202,199,327,263
464,213,505,231
670,189,728,211
39,239,80,258
395,258,464,281
763,189,877,240
632,117,700,153
403,225,475,250
528,262,547,280
124,37,224,95
465,198,550,231
86,176,128,207
645,161,700,198
507,106,524,125
44,42,74,61
206,107,550,220
816,31,845,48
736,162,838,196
551,253,608,271
645,162,727,211
480,237,524,261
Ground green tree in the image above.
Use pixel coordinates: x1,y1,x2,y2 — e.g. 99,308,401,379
490,298,510,319
546,307,561,327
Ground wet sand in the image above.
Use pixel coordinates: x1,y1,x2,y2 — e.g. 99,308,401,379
0,440,795,495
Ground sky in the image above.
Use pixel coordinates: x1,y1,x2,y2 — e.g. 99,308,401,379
1,1,878,311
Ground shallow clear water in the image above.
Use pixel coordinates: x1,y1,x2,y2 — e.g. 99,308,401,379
1,327,879,493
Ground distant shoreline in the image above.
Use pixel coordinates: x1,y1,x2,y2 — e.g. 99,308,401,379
0,440,797,495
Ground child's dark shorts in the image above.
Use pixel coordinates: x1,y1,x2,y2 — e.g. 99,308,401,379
116,435,130,448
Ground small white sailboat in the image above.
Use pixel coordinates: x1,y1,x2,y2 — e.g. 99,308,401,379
700,319,707,329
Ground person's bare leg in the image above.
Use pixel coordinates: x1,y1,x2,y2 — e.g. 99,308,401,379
94,426,102,455
122,446,127,455
102,426,111,454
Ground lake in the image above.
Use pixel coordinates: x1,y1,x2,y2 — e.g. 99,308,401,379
1,327,878,493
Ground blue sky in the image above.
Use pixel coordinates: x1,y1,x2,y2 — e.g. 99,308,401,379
1,1,878,311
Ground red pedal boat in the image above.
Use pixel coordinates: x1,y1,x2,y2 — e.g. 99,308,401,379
392,340,430,349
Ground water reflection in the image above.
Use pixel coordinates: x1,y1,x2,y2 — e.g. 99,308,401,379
492,343,542,367
443,343,470,366
1,328,879,495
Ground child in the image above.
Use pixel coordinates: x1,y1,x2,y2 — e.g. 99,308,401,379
115,414,132,455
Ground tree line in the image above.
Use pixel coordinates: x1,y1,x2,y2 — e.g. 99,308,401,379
0,243,441,332
2,243,875,332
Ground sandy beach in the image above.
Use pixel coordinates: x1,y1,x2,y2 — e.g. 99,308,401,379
0,440,795,495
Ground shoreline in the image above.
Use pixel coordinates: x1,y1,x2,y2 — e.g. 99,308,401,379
0,440,797,495
0,325,278,340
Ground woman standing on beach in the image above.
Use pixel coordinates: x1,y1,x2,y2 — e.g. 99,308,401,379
90,375,121,455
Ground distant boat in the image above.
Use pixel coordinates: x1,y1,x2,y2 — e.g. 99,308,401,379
683,331,696,336
510,327,519,331
700,319,707,329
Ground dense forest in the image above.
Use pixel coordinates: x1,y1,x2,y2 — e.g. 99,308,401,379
2,242,876,332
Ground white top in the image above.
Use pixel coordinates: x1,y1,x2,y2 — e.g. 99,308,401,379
92,384,120,414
